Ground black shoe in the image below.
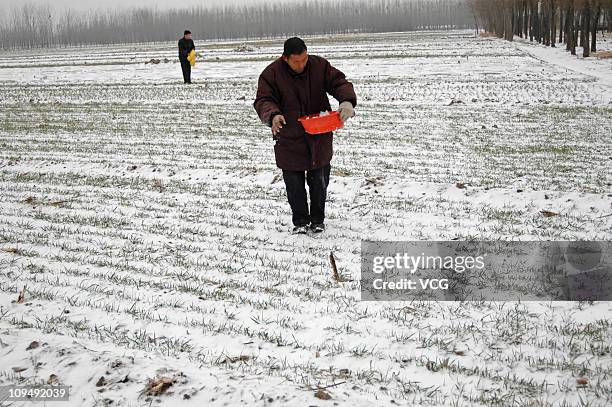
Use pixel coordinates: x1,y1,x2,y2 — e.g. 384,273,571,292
292,225,309,235
310,223,325,233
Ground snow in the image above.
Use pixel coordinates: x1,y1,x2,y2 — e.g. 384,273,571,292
0,30,611,406
513,34,612,90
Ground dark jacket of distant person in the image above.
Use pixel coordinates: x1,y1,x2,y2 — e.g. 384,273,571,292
178,37,195,61
254,55,357,171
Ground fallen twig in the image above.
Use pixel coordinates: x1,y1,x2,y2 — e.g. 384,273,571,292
329,252,342,282
17,285,27,303
310,381,347,391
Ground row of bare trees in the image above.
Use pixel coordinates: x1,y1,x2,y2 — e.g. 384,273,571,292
468,0,612,56
0,0,472,49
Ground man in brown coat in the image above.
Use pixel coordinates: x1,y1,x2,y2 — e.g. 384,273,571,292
254,37,357,234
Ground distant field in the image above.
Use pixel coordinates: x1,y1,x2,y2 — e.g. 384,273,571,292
0,31,611,406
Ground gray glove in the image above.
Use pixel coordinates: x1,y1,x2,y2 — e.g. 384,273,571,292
338,101,355,122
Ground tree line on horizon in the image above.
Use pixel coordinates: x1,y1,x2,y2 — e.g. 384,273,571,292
0,0,472,49
468,0,612,56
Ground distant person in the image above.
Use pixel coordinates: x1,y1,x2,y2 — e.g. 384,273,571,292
178,30,195,84
254,37,357,234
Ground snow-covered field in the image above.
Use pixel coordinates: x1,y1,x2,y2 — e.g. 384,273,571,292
0,30,611,406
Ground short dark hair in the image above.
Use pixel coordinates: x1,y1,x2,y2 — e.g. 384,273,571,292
283,37,307,57
184,30,191,35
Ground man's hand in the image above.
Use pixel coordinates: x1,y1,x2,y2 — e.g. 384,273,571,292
271,114,286,136
338,101,355,122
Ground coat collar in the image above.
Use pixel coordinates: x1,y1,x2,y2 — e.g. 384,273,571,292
281,58,310,78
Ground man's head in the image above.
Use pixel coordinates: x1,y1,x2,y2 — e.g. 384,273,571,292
282,37,308,74
184,30,192,40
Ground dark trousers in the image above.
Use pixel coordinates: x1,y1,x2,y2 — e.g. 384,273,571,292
282,164,331,226
180,59,191,83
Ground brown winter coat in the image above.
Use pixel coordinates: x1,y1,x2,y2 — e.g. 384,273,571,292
253,55,357,171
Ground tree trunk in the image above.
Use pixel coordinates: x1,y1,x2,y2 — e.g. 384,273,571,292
591,3,601,52
523,0,529,38
534,2,540,42
574,16,580,53
530,4,535,41
559,7,564,43
542,1,549,46
544,10,550,46
579,11,584,47
566,5,572,49
583,4,590,57
506,4,514,41
551,0,556,47
514,5,523,38
568,5,576,55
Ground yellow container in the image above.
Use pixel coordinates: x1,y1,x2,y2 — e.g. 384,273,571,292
187,50,196,66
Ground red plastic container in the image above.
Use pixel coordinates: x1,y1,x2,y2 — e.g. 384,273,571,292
298,111,343,135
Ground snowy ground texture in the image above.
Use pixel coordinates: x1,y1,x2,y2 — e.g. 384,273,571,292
0,30,611,406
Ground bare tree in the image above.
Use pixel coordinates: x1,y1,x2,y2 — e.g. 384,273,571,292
0,0,474,49
468,0,612,55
